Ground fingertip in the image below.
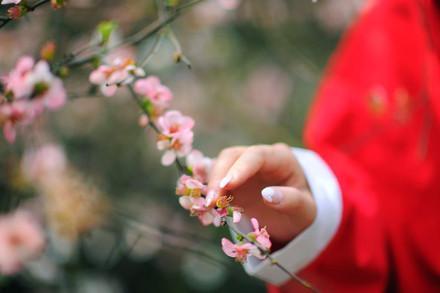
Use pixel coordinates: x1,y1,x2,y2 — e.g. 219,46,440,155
219,173,233,189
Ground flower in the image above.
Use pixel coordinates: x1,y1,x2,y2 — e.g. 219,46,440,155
176,175,206,198
134,76,173,116
0,101,33,143
0,56,66,143
2,56,35,99
0,210,45,275
248,218,272,250
89,57,145,97
156,110,194,166
22,144,108,241
178,196,225,227
186,150,212,183
221,238,263,263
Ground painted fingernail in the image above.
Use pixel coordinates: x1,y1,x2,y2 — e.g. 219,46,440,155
219,174,233,189
261,187,283,204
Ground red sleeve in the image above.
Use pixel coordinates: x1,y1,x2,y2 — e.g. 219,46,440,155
269,0,440,292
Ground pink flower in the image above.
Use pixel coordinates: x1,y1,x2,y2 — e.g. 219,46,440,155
221,238,262,263
186,150,212,183
0,101,34,143
1,0,21,5
157,111,195,166
89,57,145,97
176,175,206,197
21,144,66,183
0,210,45,275
26,60,66,109
0,57,66,143
2,56,35,99
248,218,272,250
178,196,225,227
134,76,173,115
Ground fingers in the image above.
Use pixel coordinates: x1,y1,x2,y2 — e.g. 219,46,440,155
218,143,295,191
208,146,245,191
218,145,267,190
261,186,316,223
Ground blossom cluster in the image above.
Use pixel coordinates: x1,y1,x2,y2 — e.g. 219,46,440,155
0,56,66,143
88,52,272,261
1,0,66,19
222,218,272,263
92,59,272,262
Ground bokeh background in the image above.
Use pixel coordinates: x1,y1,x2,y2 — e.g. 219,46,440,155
0,0,363,292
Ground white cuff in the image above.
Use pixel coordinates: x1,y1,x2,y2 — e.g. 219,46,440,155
232,148,343,285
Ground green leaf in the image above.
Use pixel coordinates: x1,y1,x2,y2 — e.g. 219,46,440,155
98,21,118,46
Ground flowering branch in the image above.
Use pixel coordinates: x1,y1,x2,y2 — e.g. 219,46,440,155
228,224,319,292
0,0,51,29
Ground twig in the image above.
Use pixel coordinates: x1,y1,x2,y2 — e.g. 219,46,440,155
127,85,191,175
229,224,319,292
0,0,51,29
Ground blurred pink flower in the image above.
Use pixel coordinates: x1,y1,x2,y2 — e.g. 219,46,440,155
157,110,194,166
221,238,262,263
186,150,212,183
217,0,240,10
0,56,66,143
21,144,67,183
2,56,34,98
134,76,173,116
1,0,21,5
89,57,145,97
176,175,206,198
0,101,33,143
0,210,45,275
249,218,271,250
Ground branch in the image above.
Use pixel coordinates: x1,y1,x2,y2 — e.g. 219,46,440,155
229,224,319,292
0,0,51,29
61,0,206,69
127,85,191,175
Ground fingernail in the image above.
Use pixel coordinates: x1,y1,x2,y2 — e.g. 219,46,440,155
219,174,233,189
261,187,283,204
205,190,218,206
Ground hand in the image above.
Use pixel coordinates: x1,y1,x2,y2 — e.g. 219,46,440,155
208,143,317,244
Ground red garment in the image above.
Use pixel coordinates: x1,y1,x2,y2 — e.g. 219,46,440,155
270,0,440,292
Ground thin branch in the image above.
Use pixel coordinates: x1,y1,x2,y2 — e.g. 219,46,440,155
127,84,191,175
0,0,51,29
229,224,319,292
62,0,206,69
140,33,164,67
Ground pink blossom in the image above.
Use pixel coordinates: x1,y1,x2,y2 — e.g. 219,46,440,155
0,57,66,143
176,175,206,197
0,210,45,275
186,150,212,183
221,238,262,263
157,111,194,166
1,0,21,5
89,57,145,97
178,196,225,227
218,0,240,10
134,76,173,115
138,114,149,128
0,101,34,143
2,56,35,99
21,144,66,183
249,218,272,250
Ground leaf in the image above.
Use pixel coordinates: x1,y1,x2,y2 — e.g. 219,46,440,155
97,21,118,46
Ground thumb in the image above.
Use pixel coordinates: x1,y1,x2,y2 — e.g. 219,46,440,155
261,186,316,219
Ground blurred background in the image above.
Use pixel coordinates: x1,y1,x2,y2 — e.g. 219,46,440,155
0,0,364,292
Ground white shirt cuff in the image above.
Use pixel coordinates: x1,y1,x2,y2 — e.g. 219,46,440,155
231,148,343,285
